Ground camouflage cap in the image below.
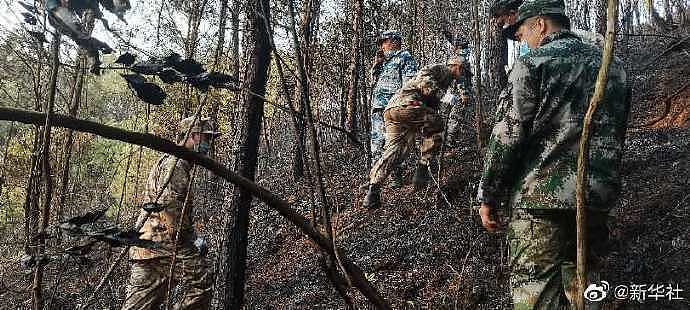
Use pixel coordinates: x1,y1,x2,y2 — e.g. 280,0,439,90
446,56,466,66
502,0,567,41
377,30,402,45
178,116,221,136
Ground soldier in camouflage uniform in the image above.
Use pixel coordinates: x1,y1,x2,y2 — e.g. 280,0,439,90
122,116,220,310
363,59,464,209
477,0,630,309
369,30,418,188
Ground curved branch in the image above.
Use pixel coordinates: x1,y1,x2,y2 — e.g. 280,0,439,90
0,107,390,309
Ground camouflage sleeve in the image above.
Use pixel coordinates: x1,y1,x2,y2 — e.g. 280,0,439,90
371,61,383,81
477,59,538,207
415,65,447,103
400,51,418,85
156,158,190,208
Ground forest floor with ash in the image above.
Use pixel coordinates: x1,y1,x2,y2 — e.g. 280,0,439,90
244,124,689,309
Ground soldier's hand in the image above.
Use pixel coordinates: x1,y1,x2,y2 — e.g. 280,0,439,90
460,94,469,103
479,203,499,232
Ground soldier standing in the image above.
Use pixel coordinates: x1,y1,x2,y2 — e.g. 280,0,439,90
363,59,465,209
369,30,418,188
122,116,220,310
477,0,630,308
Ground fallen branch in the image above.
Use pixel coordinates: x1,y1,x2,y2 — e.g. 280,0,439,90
0,107,391,309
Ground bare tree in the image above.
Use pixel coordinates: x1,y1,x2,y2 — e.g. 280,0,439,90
222,0,272,307
32,33,61,310
346,0,364,134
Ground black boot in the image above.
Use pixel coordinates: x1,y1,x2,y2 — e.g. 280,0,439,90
412,163,430,190
362,184,381,209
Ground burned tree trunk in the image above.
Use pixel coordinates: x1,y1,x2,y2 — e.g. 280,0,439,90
345,0,363,133
485,19,508,96
222,0,272,308
472,0,484,150
231,0,241,78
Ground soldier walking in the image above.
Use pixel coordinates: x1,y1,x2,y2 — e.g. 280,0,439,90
363,58,465,209
369,30,418,189
477,0,630,308
122,116,220,310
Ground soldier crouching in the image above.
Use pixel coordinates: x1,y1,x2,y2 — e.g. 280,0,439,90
363,58,464,209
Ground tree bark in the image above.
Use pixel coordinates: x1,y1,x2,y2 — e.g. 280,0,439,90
223,0,272,307
472,0,484,151
345,0,363,133
231,0,241,78
485,19,508,95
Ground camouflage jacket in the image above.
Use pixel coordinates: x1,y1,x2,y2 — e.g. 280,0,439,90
371,49,418,109
130,155,196,259
386,64,456,111
477,30,630,211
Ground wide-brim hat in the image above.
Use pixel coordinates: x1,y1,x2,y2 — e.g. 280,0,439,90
502,0,568,41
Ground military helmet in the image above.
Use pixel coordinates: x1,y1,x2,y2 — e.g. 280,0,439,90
377,30,402,45
502,0,568,41
178,116,221,136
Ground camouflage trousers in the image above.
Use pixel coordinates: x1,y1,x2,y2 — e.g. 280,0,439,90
508,208,609,310
122,251,211,310
369,105,443,185
370,109,386,165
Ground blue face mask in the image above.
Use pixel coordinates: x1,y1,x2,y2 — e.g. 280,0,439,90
518,42,531,56
196,141,210,154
